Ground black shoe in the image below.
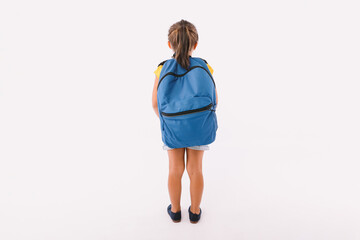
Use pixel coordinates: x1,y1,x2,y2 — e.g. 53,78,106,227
167,204,181,222
188,205,202,223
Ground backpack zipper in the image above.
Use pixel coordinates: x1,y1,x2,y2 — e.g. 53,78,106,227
157,65,215,90
161,103,214,117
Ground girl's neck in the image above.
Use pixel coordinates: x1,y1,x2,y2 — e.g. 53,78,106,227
172,52,193,58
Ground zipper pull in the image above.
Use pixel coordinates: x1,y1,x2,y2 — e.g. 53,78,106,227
211,104,216,112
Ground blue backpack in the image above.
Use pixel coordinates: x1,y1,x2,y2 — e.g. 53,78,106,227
157,56,218,148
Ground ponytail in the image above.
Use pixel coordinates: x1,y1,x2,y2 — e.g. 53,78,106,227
175,25,191,70
168,20,198,70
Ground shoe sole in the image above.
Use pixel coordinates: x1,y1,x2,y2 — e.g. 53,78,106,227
190,220,199,224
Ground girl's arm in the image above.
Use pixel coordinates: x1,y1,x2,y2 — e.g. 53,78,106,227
215,88,218,106
152,75,160,118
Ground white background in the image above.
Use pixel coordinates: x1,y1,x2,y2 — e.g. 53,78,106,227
1,0,359,239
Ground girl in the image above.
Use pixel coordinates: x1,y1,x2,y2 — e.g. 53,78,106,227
152,19,218,223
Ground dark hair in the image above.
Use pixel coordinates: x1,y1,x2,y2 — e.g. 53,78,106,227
168,19,198,70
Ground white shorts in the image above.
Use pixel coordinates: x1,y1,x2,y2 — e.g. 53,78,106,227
163,144,210,151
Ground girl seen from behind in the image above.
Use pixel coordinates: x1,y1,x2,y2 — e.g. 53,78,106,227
152,19,218,223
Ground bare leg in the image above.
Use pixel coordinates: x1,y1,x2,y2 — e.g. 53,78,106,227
186,148,204,214
167,148,185,212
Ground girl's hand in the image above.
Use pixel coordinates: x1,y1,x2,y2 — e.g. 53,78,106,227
152,75,160,118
